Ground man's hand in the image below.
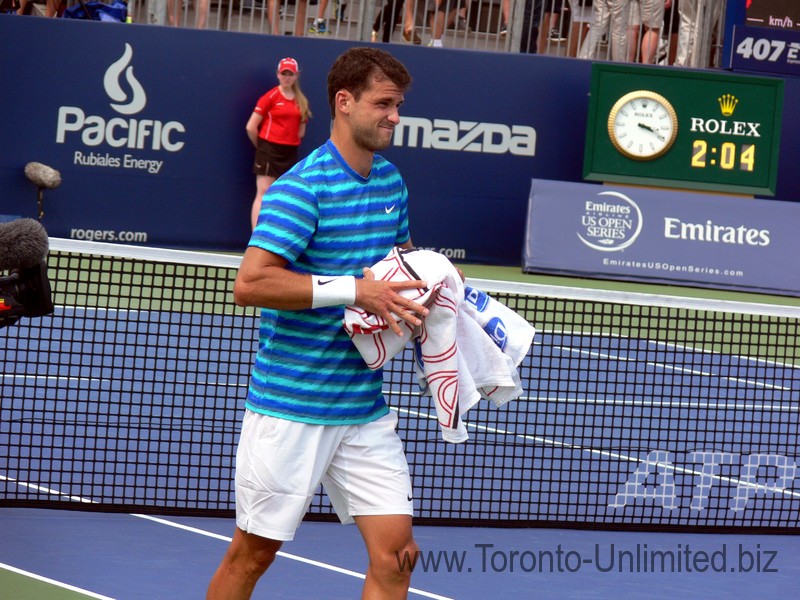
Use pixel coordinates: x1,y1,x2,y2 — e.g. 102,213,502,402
356,268,429,336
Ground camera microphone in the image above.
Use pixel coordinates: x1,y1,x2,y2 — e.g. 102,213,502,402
0,218,50,272
0,219,54,329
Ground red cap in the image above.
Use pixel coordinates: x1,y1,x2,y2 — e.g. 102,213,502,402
278,57,299,73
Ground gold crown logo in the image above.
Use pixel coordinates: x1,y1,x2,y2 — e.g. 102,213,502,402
718,94,738,117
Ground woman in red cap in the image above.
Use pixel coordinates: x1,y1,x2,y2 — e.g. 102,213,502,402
246,57,312,229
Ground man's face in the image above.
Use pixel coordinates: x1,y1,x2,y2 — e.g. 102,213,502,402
347,75,405,152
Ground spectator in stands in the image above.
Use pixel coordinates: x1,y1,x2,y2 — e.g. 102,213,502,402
15,0,58,16
196,0,209,28
674,0,722,67
309,0,345,33
167,0,209,28
167,0,177,25
449,5,471,33
238,0,305,36
627,0,666,63
499,0,510,36
578,0,630,60
519,0,544,53
245,57,312,229
428,0,459,46
659,0,679,64
562,0,592,57
537,0,566,52
370,0,421,44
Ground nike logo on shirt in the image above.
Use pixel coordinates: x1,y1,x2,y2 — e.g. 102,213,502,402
385,205,396,214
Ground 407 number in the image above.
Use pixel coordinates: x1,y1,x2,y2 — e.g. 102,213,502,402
735,37,789,62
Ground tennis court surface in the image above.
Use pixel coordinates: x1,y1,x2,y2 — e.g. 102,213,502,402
3,239,800,598
3,507,800,599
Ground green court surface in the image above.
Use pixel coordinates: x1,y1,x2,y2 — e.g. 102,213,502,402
0,565,108,600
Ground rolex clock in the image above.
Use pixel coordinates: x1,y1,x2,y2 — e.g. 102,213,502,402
607,90,678,160
583,64,783,196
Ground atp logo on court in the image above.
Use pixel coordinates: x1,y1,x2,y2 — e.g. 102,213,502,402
577,191,643,252
55,43,186,154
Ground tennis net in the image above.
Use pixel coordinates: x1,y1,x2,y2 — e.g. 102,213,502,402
2,239,800,531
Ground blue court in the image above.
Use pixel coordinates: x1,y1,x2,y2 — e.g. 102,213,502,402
3,295,800,527
4,268,800,598
2,507,800,599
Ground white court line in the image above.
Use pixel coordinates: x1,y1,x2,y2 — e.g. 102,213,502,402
132,515,454,600
544,326,800,372
0,562,116,600
389,404,800,500
0,476,452,600
516,394,800,412
556,345,794,392
0,475,97,504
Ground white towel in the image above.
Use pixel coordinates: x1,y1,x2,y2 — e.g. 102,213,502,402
343,248,535,443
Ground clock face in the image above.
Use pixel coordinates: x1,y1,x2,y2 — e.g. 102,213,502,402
607,91,678,160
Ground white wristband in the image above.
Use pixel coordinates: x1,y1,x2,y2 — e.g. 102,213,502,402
311,275,357,308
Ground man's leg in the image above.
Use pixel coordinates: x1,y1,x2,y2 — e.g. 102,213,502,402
355,514,417,600
608,0,631,61
206,527,283,600
639,25,661,63
293,0,307,35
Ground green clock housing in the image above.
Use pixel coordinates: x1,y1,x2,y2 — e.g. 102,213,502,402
583,63,784,196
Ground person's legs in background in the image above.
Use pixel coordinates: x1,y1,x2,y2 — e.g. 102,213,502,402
519,0,543,53
403,0,422,43
310,0,329,33
427,0,457,46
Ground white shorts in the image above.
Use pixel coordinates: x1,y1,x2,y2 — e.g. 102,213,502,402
630,0,665,28
235,409,413,541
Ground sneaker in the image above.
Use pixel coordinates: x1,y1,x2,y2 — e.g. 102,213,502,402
548,28,565,41
499,22,507,36
403,28,422,44
308,19,327,33
449,15,471,31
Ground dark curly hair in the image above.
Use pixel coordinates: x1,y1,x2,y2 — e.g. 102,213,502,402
327,47,412,119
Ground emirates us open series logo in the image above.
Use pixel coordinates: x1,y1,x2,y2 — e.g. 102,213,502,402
577,191,643,252
56,44,186,174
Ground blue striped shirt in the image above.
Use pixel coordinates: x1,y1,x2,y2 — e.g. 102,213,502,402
246,140,410,424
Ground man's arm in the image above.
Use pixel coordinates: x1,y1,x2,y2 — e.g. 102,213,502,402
234,246,429,335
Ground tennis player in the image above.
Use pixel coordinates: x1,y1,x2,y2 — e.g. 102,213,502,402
206,47,428,599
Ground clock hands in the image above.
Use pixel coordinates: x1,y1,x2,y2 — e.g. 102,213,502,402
637,122,665,142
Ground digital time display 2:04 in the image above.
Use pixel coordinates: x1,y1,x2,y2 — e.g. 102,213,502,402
691,141,755,172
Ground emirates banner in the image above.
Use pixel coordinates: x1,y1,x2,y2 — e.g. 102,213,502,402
523,178,800,297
